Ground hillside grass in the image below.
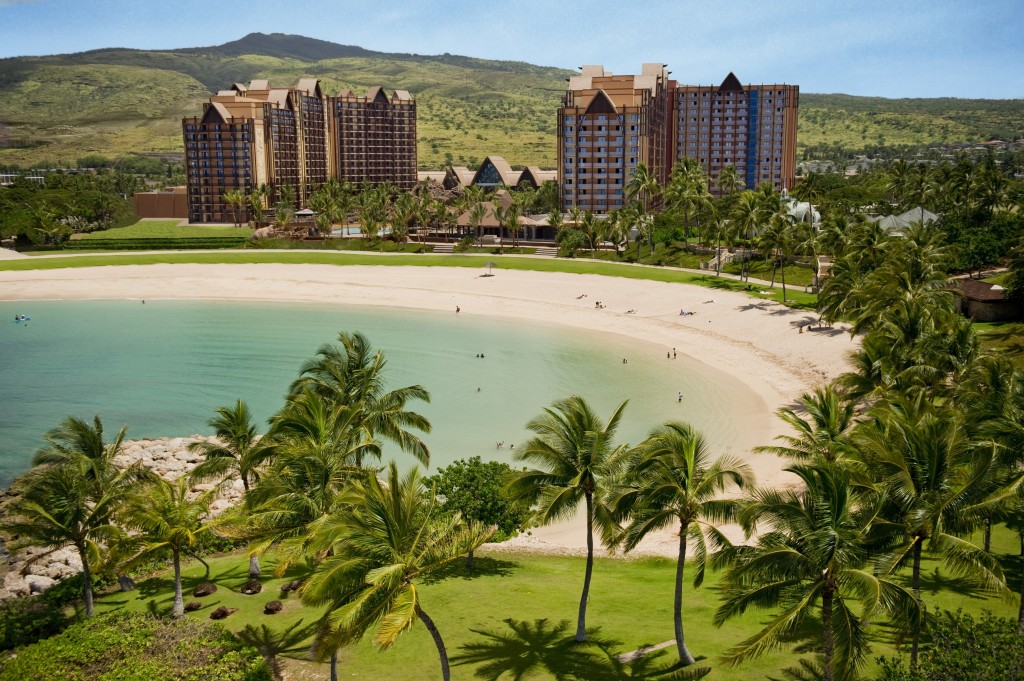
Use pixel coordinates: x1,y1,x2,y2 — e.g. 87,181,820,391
90,524,1021,681
3,46,1021,169
0,251,819,308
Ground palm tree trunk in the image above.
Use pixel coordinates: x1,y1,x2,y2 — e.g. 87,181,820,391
911,539,923,665
716,234,722,276
185,549,211,580
577,491,594,642
822,581,834,681
78,544,94,617
172,548,184,618
780,250,787,302
249,555,261,580
416,605,451,681
674,523,696,665
330,651,339,681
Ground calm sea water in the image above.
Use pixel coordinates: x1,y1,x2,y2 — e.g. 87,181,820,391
0,300,759,487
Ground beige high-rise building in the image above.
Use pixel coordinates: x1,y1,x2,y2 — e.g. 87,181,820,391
333,87,417,190
558,66,799,210
671,73,799,195
557,64,671,213
183,80,416,224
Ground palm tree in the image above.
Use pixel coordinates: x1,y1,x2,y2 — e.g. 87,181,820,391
288,331,431,466
626,162,661,213
4,461,131,616
754,386,855,463
467,201,487,246
716,164,744,198
309,187,338,237
222,189,246,227
238,391,379,573
118,475,221,618
611,422,754,665
757,210,798,300
852,394,1014,664
188,399,272,578
189,400,269,494
730,191,762,281
507,395,630,642
7,413,153,616
301,462,493,681
248,184,270,228
715,462,921,681
30,415,151,593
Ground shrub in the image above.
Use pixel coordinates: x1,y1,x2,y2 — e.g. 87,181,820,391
0,612,271,681
875,609,1024,681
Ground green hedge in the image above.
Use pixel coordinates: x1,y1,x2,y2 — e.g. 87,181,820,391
62,237,247,251
0,613,271,681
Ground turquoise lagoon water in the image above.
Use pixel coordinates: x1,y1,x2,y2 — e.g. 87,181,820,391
0,300,760,487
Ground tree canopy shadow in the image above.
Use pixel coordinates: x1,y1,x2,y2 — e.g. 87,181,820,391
236,619,317,680
418,555,521,585
452,618,710,680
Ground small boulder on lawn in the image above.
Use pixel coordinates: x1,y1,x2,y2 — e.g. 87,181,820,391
184,601,202,612
264,600,283,615
240,578,262,595
210,606,237,620
192,582,218,597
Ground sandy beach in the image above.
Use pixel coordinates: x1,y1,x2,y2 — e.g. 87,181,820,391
0,261,858,557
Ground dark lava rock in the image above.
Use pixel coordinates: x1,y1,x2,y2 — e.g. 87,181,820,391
210,606,237,620
184,601,202,612
192,582,218,597
240,578,263,595
263,600,283,615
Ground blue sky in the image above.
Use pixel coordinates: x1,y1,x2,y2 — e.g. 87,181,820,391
1,0,1021,98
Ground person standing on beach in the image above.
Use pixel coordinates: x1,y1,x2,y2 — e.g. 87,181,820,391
678,392,682,403
456,306,460,314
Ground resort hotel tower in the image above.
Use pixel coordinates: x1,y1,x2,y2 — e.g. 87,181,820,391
559,66,799,211
182,79,416,224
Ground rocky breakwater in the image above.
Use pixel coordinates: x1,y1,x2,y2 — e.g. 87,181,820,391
0,436,245,600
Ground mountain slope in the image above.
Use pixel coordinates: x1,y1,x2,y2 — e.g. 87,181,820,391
0,33,1021,169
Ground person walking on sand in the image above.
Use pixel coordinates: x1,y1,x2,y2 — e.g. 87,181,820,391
678,392,683,403
673,348,677,359
456,305,460,314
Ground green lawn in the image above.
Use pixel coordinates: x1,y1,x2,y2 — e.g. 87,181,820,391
975,321,1024,367
0,251,818,309
91,525,1021,681
72,220,253,240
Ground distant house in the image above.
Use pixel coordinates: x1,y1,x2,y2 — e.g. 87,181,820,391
867,206,939,235
953,279,1023,322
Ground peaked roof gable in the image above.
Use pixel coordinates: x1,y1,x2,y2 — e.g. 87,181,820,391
719,72,744,92
584,89,618,115
200,102,227,125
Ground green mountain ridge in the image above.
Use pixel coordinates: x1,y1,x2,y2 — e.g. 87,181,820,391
1,33,1022,169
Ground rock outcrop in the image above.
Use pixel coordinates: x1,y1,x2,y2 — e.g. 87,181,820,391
0,436,246,600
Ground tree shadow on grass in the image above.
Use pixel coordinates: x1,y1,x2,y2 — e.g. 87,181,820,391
917,566,989,600
700,277,740,291
236,619,317,681
452,618,710,680
419,555,521,585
